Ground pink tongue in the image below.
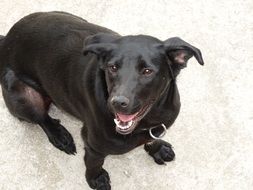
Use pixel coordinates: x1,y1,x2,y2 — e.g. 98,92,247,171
117,113,138,122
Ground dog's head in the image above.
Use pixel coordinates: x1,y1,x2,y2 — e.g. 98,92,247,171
83,33,204,135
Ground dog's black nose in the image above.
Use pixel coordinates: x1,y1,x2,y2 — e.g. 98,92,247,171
111,96,130,109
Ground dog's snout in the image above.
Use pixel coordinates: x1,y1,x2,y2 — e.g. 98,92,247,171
111,96,130,109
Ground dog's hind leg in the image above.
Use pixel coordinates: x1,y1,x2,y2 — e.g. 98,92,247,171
1,69,76,154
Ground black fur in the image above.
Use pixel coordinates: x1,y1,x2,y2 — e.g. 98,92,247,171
0,12,204,189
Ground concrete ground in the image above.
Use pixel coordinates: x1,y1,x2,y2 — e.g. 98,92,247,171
0,0,252,189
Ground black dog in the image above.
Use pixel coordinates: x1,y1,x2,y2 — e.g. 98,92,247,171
0,12,204,189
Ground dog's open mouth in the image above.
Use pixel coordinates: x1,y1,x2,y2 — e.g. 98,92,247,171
114,104,152,135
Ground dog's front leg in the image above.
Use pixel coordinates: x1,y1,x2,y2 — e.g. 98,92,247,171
84,147,110,190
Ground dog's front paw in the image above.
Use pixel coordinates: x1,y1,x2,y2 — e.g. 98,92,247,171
87,169,111,190
144,140,175,165
47,120,77,155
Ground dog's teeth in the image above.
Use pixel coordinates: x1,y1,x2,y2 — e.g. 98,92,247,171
114,119,134,131
114,119,120,126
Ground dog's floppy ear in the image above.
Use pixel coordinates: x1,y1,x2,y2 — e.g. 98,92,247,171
83,43,117,57
83,33,119,56
164,37,204,68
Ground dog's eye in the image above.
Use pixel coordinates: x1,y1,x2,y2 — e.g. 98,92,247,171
108,65,118,73
142,68,153,76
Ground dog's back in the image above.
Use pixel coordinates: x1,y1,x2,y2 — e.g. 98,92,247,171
0,11,114,73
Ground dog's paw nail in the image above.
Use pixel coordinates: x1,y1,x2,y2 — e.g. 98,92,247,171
65,142,77,155
154,154,165,165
